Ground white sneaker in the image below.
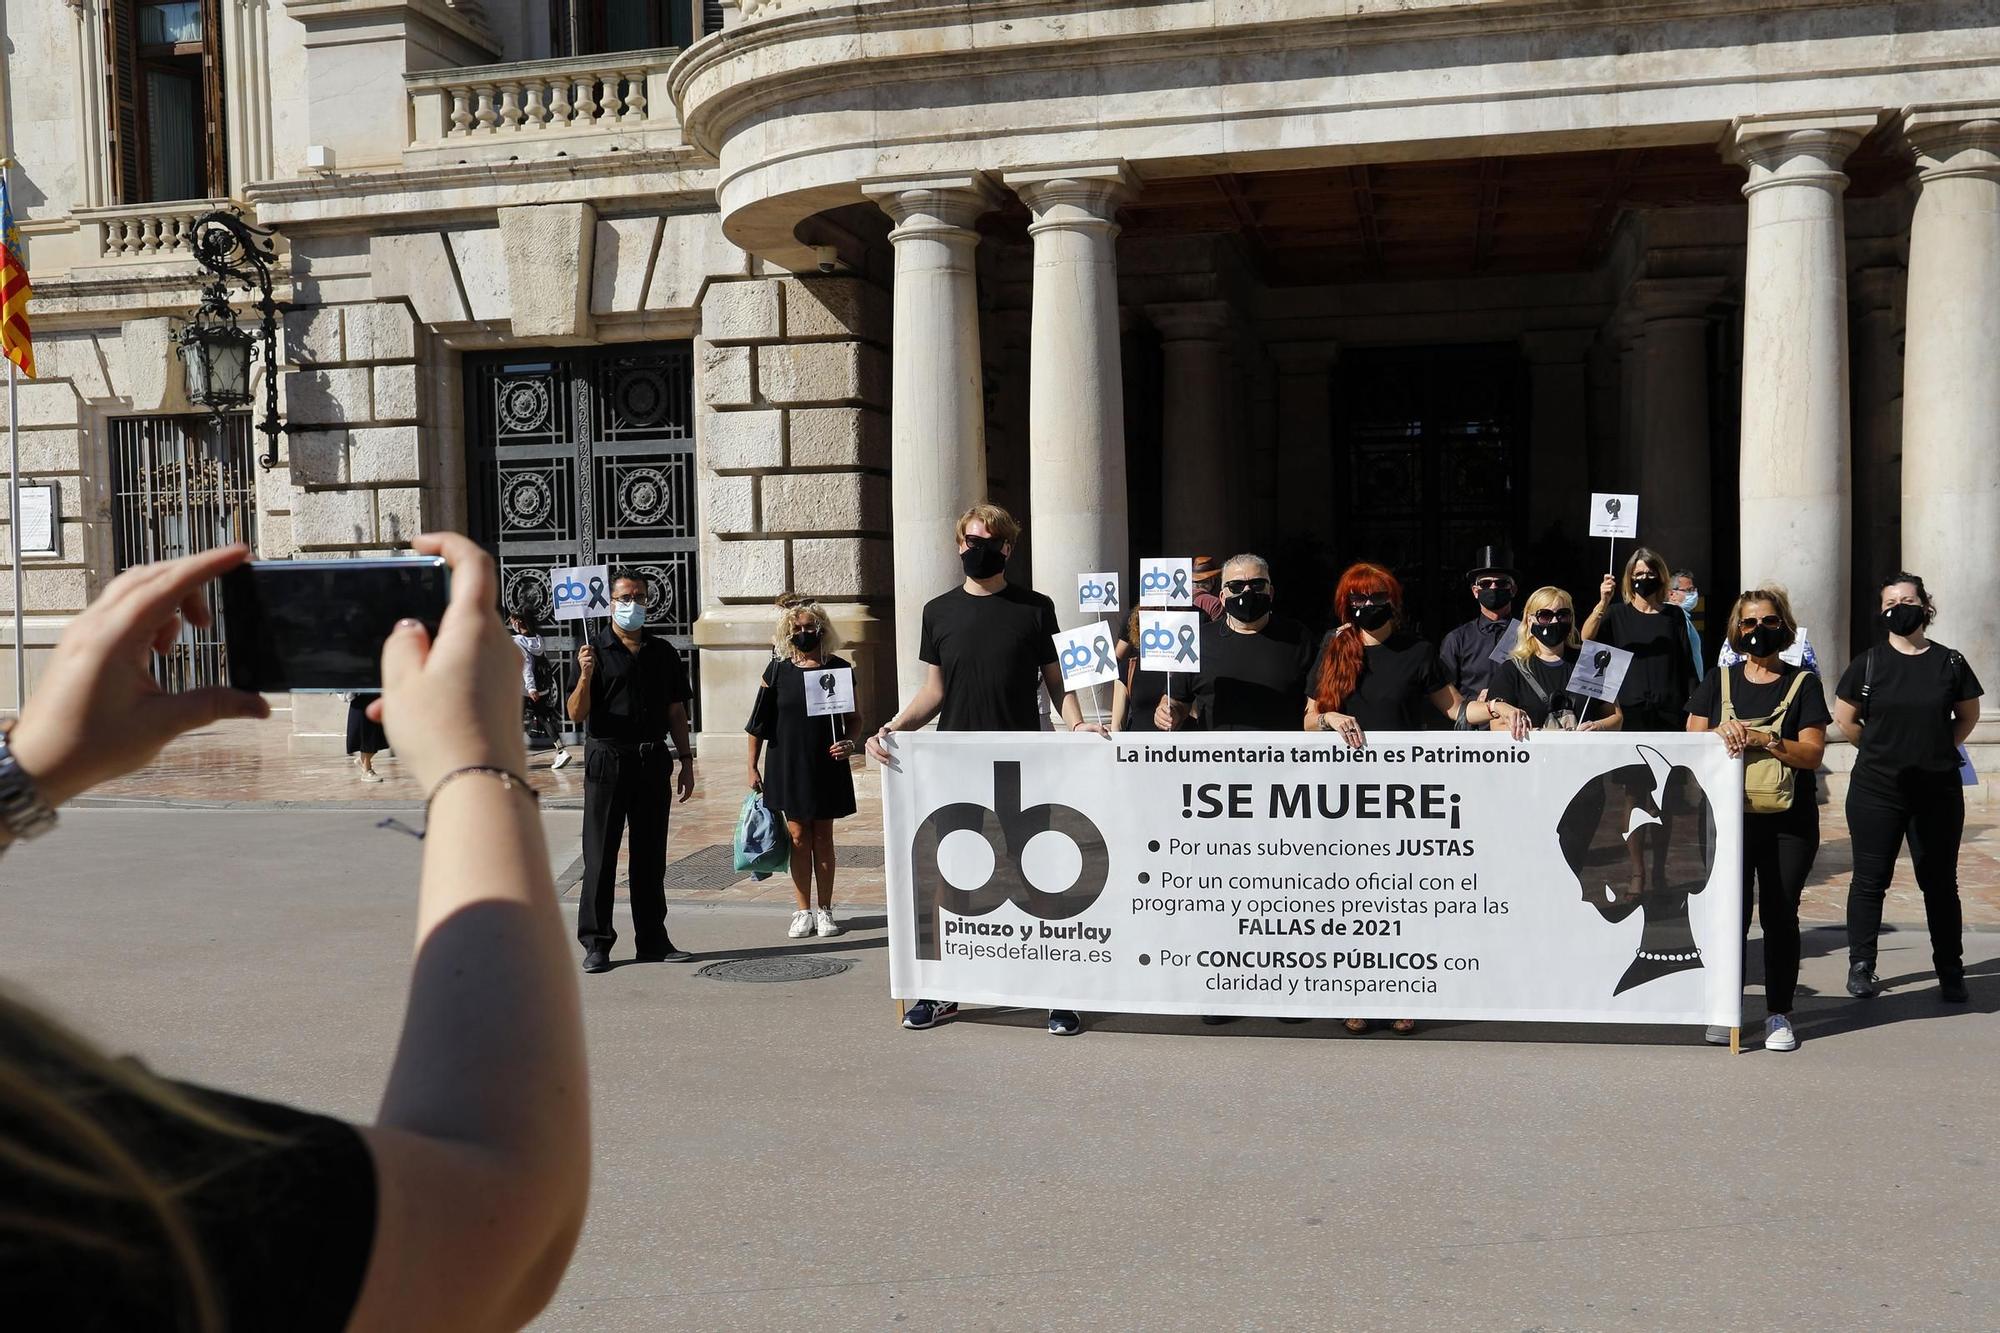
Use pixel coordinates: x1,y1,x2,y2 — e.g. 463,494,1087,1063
814,909,842,938
1704,1025,1732,1045
359,768,384,784
1764,1014,1799,1052
787,910,814,939
551,749,572,771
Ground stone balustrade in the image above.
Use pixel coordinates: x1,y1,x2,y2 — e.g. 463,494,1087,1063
405,49,682,167
72,200,235,268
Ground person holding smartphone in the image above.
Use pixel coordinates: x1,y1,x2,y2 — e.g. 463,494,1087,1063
566,568,697,974
0,536,588,1330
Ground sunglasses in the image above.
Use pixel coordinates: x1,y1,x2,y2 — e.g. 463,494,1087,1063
1349,593,1393,608
1474,578,1513,591
1223,578,1270,595
1531,609,1574,625
1737,615,1786,632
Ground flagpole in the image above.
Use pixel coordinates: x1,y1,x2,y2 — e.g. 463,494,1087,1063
4,146,21,715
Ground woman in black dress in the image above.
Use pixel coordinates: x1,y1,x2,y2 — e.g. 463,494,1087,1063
1487,587,1624,737
345,691,387,783
746,598,861,940
1581,546,1697,732
1111,608,1170,732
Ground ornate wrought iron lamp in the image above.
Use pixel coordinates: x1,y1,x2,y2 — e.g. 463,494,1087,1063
177,212,286,470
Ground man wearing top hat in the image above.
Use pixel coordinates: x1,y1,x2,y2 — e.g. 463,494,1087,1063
1438,545,1520,707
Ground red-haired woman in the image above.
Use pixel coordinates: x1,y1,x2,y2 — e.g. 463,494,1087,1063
1304,562,1487,1035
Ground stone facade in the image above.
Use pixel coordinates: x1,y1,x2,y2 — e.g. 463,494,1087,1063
2,0,1997,780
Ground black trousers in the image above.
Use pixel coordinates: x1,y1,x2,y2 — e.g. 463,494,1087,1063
1741,801,1819,1014
523,696,566,747
1845,767,1965,980
577,740,672,954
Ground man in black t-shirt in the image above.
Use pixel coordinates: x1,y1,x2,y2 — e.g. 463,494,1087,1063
1438,545,1519,701
865,504,1107,1036
567,568,696,974
1158,554,1314,732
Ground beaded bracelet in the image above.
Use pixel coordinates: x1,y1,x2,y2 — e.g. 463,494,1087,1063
425,765,541,822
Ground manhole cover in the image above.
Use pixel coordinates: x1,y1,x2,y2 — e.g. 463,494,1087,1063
698,956,854,983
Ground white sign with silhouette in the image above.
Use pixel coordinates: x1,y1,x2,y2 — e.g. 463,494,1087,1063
1588,493,1640,540
882,732,1743,1027
803,666,855,718
1565,642,1633,704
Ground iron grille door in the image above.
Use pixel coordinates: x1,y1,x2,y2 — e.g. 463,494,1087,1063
108,414,258,690
467,344,700,728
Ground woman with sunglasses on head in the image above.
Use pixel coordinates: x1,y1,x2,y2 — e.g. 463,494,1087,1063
1831,573,1983,1004
1582,546,1698,732
1684,588,1830,1051
1487,587,1623,738
1305,562,1489,1035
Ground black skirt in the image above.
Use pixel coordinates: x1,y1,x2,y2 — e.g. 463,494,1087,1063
346,694,388,755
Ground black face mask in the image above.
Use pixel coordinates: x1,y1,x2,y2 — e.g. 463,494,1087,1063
1737,627,1792,658
1476,587,1513,612
1883,603,1926,637
790,629,823,651
1226,591,1272,623
1531,621,1569,647
1350,603,1394,631
1632,575,1663,599
960,538,1007,580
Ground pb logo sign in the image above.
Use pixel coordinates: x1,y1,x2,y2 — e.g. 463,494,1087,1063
1077,572,1120,614
908,762,1108,960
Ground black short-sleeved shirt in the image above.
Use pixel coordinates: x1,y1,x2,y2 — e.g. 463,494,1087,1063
1488,650,1586,729
1324,631,1450,733
1438,614,1516,698
572,627,692,743
1597,602,1696,718
1835,643,1985,778
918,583,1060,733
1115,630,1168,733
4,1071,376,1331
1169,616,1315,731
1687,662,1834,799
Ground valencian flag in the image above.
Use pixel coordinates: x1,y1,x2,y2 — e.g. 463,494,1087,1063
2,173,32,379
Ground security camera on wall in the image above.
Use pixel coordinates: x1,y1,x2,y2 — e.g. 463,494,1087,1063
814,244,841,274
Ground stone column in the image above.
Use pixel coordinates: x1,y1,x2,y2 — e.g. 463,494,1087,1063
1150,302,1232,557
864,174,1003,698
1270,342,1339,546
1005,165,1136,629
1728,113,1874,687
1632,279,1726,581
1521,330,1594,549
1900,106,2000,693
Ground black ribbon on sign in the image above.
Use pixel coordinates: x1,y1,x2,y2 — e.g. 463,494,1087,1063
587,576,609,610
1171,568,1190,600
1092,637,1114,674
1175,624,1198,662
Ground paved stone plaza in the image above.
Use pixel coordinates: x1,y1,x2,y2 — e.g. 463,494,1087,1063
4,721,1993,1329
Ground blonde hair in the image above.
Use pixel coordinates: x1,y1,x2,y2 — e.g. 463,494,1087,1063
954,503,1020,546
772,595,838,657
1,991,278,1332
1727,586,1798,649
1510,586,1580,663
1620,547,1671,603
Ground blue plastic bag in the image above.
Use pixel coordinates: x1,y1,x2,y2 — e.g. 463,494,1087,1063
733,790,790,879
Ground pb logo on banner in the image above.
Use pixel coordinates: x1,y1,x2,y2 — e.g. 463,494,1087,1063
1077,573,1120,615
908,762,1108,960
550,564,611,622
1054,622,1119,690
1138,557,1193,608
1138,610,1201,673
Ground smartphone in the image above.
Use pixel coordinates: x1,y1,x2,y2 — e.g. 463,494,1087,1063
221,557,450,693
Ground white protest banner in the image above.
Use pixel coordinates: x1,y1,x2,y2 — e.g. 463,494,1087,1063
1078,573,1121,615
1486,620,1522,663
1054,622,1120,690
1137,610,1201,673
883,732,1742,1027
804,666,855,718
1566,643,1632,705
1589,494,1639,540
550,564,611,622
1138,557,1194,608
